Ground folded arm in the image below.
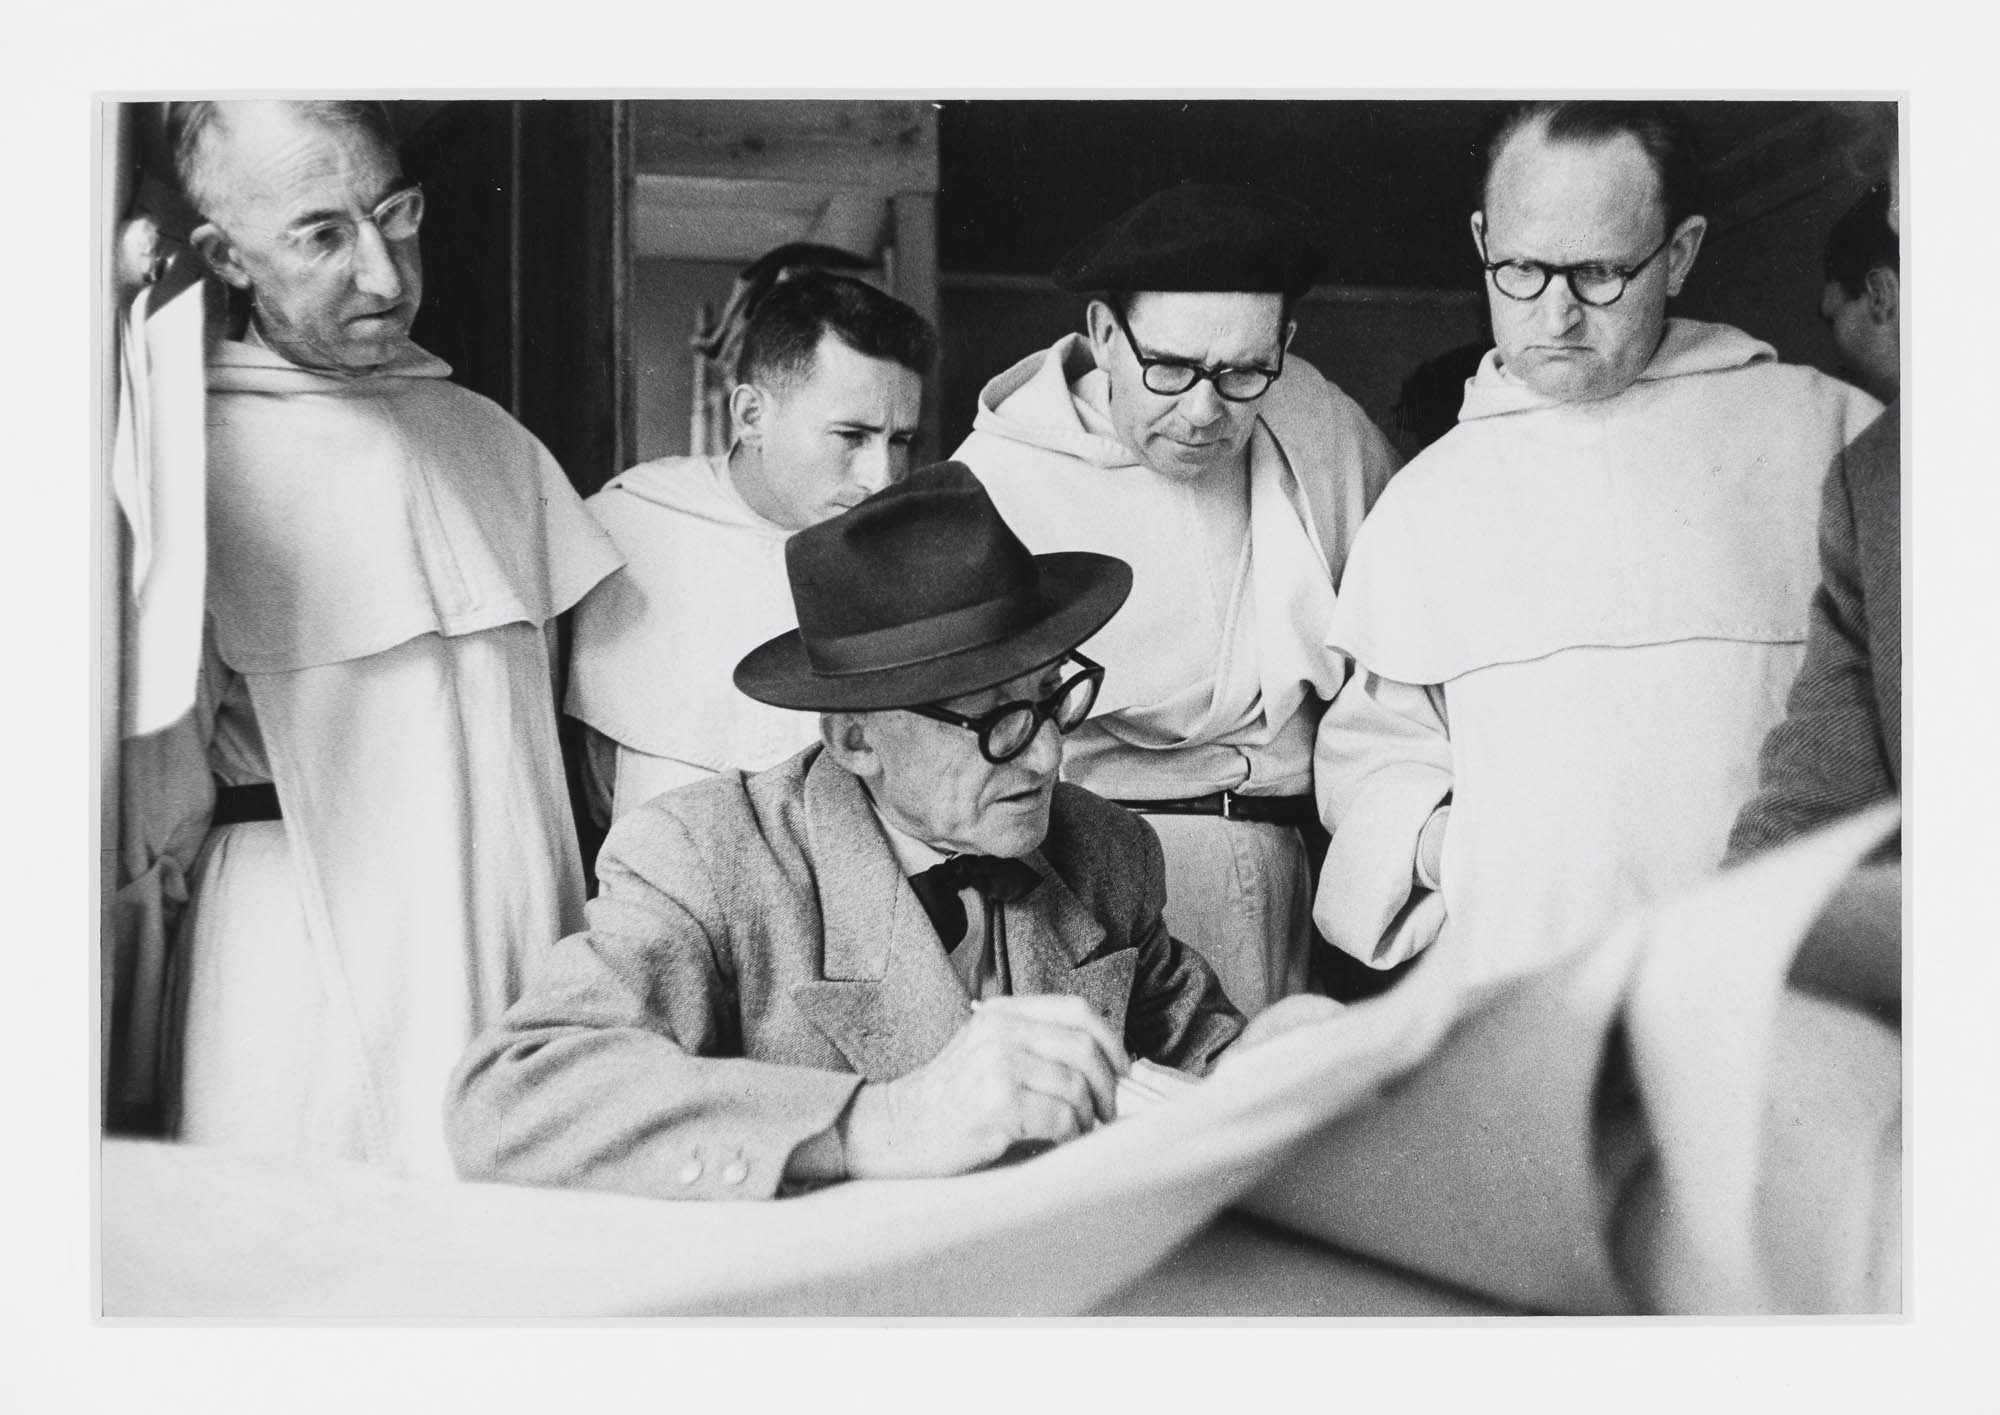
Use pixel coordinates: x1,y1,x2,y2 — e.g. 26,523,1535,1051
1312,668,1454,968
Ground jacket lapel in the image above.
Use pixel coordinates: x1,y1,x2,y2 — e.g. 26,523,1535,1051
789,757,973,1079
1005,852,1137,1035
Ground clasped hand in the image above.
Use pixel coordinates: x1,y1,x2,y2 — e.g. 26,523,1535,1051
840,994,1127,1180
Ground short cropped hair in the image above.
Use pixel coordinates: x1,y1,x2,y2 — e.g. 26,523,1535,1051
1480,101,1703,232
168,99,399,218
735,270,935,389
1823,183,1899,296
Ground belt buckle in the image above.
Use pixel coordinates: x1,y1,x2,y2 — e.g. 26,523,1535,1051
1219,791,1236,821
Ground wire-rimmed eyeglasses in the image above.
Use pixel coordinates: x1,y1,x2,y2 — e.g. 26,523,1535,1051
1477,230,1673,308
910,652,1105,764
212,183,426,272
1108,305,1285,402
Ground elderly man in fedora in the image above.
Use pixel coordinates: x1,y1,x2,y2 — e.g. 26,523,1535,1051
448,464,1276,1200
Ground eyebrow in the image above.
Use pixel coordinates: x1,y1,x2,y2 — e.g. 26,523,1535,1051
827,418,918,434
281,178,414,232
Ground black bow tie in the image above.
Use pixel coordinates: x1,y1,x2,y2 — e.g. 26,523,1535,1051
908,855,1042,949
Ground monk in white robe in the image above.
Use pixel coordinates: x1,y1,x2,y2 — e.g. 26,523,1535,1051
1318,318,1878,987
567,453,819,817
1316,105,1884,990
956,186,1399,1016
566,271,932,822
154,340,621,1176
121,101,622,1178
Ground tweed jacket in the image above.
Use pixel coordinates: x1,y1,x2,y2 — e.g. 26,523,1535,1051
1728,402,1902,862
446,747,1244,1201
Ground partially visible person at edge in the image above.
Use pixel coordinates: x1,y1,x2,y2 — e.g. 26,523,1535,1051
567,266,933,824
122,100,620,1176
448,466,1336,1201
1727,154,1902,863
1815,182,1900,406
951,184,1402,1015
1313,101,1882,990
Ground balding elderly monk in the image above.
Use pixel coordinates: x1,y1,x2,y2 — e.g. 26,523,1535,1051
1313,102,1881,989
952,185,1401,1014
141,100,621,1175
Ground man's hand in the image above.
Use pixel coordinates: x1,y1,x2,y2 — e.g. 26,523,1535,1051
839,995,1129,1180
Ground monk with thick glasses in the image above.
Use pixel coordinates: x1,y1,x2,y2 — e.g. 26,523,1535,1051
953,184,1403,1017
1313,101,1883,993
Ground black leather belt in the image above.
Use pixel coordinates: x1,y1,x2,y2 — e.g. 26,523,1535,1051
212,782,282,826
1113,791,1315,830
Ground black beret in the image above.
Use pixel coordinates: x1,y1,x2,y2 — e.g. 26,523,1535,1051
1051,184,1325,300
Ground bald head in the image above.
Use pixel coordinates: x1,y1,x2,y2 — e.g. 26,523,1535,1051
1473,107,1709,404
171,100,398,222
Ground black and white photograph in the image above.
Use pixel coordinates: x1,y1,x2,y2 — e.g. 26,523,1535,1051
15,2,1993,1403
93,89,1905,1314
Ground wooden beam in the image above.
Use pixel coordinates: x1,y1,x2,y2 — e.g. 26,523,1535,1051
632,99,939,191
631,174,904,263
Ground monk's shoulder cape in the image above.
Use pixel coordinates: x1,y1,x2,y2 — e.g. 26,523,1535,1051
566,455,811,767
1332,333,1878,685
205,342,621,674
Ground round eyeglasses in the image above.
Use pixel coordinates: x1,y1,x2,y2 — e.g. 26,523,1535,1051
910,652,1105,764
1478,231,1673,308
1109,305,1285,402
214,184,426,272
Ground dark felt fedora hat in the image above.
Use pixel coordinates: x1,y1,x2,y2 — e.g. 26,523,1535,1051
1052,183,1326,301
734,462,1133,712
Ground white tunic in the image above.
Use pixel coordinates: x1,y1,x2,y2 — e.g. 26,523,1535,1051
1314,320,1882,988
564,454,822,818
160,340,622,1177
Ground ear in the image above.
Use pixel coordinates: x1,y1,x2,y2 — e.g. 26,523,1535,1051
1864,266,1899,323
1281,317,1298,353
728,382,767,447
818,712,882,781
1083,299,1120,371
190,221,253,291
1662,214,1708,298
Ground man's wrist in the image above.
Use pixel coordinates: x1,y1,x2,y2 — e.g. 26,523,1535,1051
836,1081,892,1179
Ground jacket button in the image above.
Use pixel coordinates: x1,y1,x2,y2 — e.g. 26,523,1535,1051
677,1158,703,1185
721,1158,749,1186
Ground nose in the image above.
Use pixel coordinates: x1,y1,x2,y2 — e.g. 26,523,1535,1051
1016,711,1064,776
849,439,898,498
1534,276,1584,335
350,221,407,301
1178,377,1226,427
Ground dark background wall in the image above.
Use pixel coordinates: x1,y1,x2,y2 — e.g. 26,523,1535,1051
384,97,1892,475
931,98,1892,453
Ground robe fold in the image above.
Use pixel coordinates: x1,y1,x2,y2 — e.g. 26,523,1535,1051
564,453,821,819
